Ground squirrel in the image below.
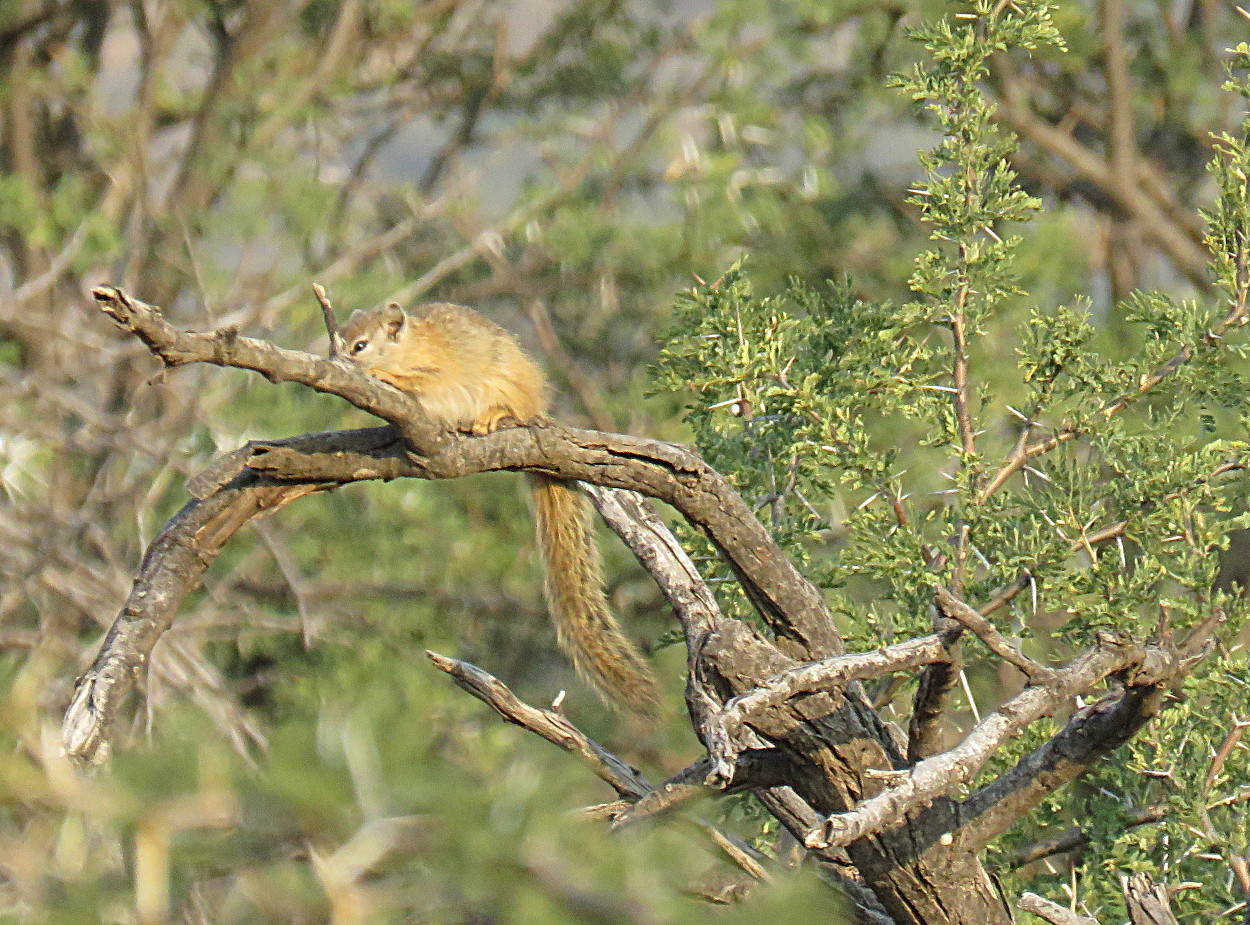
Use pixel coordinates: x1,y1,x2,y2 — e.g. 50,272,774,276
340,301,661,715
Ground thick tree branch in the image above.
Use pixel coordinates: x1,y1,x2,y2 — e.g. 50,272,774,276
89,286,840,656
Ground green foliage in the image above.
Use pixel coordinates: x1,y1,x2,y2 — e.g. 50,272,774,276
656,1,1250,918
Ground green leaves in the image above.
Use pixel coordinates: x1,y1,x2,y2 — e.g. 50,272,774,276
655,4,1250,911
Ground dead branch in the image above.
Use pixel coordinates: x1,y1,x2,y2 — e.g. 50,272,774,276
806,635,1159,851
704,633,955,784
1011,803,1168,867
1123,872,1181,925
957,684,1167,852
426,650,651,799
424,650,785,887
1019,892,1100,925
935,588,1054,683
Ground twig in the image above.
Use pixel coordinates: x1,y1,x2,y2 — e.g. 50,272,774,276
1019,891,1101,925
1197,718,1250,896
311,283,342,358
935,588,1054,682
975,287,1250,504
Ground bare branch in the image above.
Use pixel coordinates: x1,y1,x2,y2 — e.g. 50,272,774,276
1012,802,1168,867
311,283,342,359
426,650,650,800
580,485,721,649
705,633,953,784
1019,892,1101,925
608,751,791,828
958,685,1168,851
426,651,785,887
935,588,1054,683
1123,872,1181,925
806,636,1153,850
62,476,327,764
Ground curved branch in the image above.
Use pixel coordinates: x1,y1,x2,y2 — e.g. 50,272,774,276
63,474,326,763
66,287,842,763
90,285,839,655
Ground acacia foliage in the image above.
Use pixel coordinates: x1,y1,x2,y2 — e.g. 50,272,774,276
657,2,1250,919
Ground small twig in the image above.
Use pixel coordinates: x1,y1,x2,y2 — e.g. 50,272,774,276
1197,717,1250,896
1203,718,1250,798
1019,891,1101,925
312,283,342,358
935,588,1054,683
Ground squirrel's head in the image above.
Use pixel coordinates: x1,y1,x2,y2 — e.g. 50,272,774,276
342,302,406,367
340,302,451,393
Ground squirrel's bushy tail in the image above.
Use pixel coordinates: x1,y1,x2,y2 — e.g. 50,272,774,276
529,474,660,715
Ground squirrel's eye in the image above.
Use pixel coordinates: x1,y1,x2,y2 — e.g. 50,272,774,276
351,339,368,354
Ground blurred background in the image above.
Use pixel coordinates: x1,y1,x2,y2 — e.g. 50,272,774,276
0,0,1243,921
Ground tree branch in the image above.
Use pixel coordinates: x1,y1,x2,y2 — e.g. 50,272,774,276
957,683,1168,851
1019,892,1100,925
705,633,954,784
426,650,651,800
89,285,840,656
806,636,1156,851
935,588,1054,683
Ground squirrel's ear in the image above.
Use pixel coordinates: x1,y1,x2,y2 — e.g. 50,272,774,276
381,302,406,340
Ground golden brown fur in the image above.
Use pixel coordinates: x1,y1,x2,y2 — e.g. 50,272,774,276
341,302,660,715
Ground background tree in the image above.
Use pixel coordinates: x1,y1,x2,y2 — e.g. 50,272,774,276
2,0,1249,923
